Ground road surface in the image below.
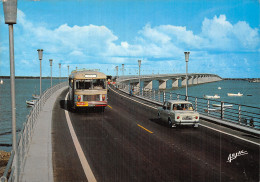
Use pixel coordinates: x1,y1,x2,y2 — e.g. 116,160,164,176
51,88,259,182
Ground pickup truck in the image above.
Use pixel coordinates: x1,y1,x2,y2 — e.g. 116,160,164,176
157,100,199,128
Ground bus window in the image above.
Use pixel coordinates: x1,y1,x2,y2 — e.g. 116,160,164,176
75,79,106,90
76,80,91,89
93,79,106,89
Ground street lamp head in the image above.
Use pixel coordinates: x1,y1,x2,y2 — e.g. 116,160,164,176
138,60,141,67
59,63,61,68
37,49,43,60
3,0,17,24
184,51,190,62
49,59,53,66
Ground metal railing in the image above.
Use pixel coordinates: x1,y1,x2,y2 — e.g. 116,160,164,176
119,84,260,132
0,82,68,182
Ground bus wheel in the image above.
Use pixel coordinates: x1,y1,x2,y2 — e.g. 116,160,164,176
98,107,105,112
101,107,105,112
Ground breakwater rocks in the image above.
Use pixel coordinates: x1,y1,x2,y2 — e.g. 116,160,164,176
0,150,10,176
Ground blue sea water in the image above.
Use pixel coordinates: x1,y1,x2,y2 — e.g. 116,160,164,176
0,79,259,151
0,78,66,152
167,80,260,108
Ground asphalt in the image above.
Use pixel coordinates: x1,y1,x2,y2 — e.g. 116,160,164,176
52,87,259,181
20,86,259,182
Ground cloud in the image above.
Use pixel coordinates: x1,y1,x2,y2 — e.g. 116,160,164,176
1,10,259,78
201,15,259,50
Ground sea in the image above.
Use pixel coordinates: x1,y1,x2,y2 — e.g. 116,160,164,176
0,79,259,152
0,78,66,152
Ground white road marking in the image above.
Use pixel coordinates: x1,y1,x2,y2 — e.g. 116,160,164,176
110,87,260,146
65,93,97,182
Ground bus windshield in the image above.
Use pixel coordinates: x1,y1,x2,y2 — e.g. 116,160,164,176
76,79,106,90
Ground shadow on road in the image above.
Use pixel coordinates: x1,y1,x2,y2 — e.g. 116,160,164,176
59,100,105,113
150,118,199,130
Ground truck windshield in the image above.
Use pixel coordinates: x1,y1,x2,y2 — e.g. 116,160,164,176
76,79,106,90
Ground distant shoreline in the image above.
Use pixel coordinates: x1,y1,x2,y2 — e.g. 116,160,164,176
0,76,67,79
0,76,259,82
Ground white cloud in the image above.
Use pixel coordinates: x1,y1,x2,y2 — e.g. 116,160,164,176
233,21,259,49
201,15,259,50
1,10,258,78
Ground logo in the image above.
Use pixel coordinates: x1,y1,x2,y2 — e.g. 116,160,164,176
227,150,248,163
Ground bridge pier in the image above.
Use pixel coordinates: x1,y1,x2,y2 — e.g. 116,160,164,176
188,76,194,85
159,79,167,89
118,73,222,90
193,76,199,85
172,78,179,88
197,76,205,84
144,81,153,90
181,77,187,87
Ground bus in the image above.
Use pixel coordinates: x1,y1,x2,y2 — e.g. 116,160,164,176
68,69,108,111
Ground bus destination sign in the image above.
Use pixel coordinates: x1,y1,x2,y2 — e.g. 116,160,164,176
85,74,97,78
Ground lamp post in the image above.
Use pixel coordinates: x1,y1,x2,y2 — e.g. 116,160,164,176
138,60,141,92
76,66,78,71
37,49,43,95
115,66,118,78
3,0,18,181
115,66,118,88
122,64,124,76
59,63,61,82
184,51,190,101
67,65,70,77
49,59,53,87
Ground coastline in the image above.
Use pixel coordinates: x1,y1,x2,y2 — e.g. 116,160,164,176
0,76,67,79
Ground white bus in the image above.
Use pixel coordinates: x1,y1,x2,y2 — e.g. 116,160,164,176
68,70,107,111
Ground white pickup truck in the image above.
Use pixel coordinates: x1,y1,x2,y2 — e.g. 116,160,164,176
157,100,199,128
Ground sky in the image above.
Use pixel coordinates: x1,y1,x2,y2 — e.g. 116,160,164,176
0,0,259,78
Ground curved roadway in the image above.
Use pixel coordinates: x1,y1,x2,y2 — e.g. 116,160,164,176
51,87,259,182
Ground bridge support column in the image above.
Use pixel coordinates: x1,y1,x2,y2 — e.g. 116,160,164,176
198,76,206,84
172,78,179,88
144,81,153,90
197,76,202,84
193,76,198,85
188,76,194,85
159,79,167,89
181,77,187,87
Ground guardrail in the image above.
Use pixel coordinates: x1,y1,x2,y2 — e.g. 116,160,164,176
0,82,68,182
118,83,260,134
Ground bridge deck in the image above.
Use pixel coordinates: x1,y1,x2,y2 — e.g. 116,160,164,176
20,86,259,181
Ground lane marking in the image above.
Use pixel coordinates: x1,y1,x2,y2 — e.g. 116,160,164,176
65,93,97,182
110,87,260,146
137,124,153,134
107,105,112,109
